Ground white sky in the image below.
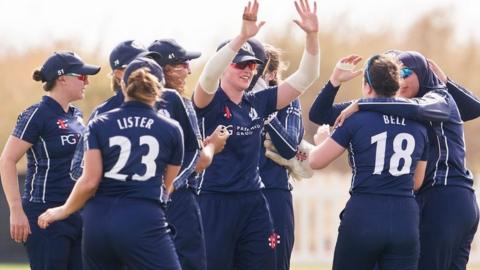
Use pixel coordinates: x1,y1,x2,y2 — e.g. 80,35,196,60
0,0,478,58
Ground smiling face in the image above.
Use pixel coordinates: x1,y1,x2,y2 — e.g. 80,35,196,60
62,74,89,102
397,70,420,98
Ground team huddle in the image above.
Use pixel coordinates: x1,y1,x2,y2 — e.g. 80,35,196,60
0,0,479,270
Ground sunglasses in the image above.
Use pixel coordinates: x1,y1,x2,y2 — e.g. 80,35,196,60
400,67,413,79
65,73,88,82
231,61,258,70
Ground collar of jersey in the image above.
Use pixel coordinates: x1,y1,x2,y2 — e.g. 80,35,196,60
217,87,253,107
121,100,154,110
42,95,74,116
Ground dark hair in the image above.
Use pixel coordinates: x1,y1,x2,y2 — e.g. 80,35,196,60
163,64,187,97
125,68,162,104
364,54,400,97
32,69,55,91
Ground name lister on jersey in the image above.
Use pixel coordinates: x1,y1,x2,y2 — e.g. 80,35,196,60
117,116,154,130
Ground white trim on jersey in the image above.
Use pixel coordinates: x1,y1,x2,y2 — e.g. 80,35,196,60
176,149,200,188
349,142,357,192
19,107,39,139
40,137,50,203
28,148,39,202
441,122,450,185
198,118,207,193
266,122,297,153
431,121,441,186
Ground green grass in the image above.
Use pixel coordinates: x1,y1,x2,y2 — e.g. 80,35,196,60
0,264,478,270
0,265,331,270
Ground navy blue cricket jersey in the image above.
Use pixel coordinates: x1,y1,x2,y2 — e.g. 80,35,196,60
357,89,474,192
156,89,204,192
70,89,125,180
85,101,184,203
194,87,278,193
259,99,303,190
331,111,428,197
13,96,84,203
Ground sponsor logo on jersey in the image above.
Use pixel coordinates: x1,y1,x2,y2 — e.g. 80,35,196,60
249,107,259,121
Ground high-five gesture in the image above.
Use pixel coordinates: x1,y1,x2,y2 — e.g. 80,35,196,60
240,0,266,39
293,0,318,34
330,55,363,87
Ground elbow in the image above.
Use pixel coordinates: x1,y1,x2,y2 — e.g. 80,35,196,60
308,156,326,170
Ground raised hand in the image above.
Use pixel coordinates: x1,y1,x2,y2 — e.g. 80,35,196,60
240,0,266,39
427,58,448,83
330,55,363,87
293,0,318,34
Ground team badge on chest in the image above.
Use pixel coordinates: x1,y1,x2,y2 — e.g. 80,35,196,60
57,119,69,129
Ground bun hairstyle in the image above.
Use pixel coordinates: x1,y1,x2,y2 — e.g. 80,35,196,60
125,68,162,104
32,69,55,91
364,54,401,98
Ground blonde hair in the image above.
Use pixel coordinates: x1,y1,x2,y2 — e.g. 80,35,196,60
263,44,289,85
125,68,163,104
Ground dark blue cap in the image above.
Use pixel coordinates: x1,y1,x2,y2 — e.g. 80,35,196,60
247,39,267,63
217,40,263,64
39,51,100,83
109,40,153,70
123,57,164,86
148,39,201,67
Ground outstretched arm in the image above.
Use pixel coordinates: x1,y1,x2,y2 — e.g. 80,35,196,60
277,0,320,109
309,55,363,125
194,0,265,108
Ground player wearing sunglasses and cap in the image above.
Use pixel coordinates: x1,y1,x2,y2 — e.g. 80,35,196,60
148,39,229,270
192,0,320,269
37,57,184,270
0,51,100,270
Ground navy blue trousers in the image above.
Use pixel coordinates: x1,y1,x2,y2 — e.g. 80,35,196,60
82,196,181,270
166,188,207,270
416,186,479,270
333,194,419,270
23,201,83,270
198,191,276,270
263,189,294,270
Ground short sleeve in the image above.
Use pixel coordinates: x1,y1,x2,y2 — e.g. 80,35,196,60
330,120,355,148
12,106,41,144
169,123,184,166
84,121,100,151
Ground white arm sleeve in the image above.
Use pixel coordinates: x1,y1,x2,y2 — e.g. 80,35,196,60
284,49,320,94
198,44,237,95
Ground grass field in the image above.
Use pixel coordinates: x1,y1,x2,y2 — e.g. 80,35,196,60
0,265,332,270
1,265,479,270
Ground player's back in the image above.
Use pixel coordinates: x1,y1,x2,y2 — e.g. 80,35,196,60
331,111,428,197
85,101,184,202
